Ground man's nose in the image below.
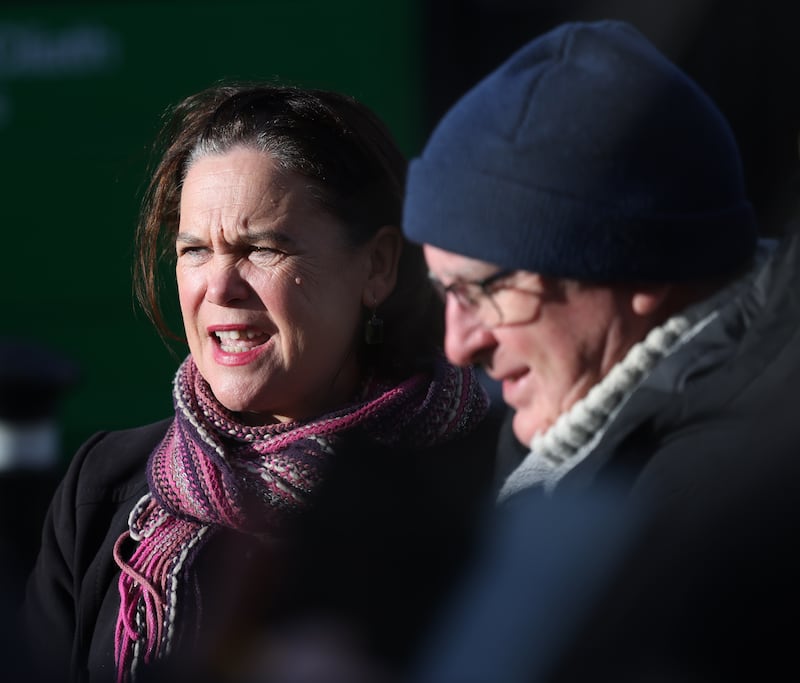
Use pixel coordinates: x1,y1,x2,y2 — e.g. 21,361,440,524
443,298,496,367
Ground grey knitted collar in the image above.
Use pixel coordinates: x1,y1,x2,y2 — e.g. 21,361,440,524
496,241,776,503
496,291,730,503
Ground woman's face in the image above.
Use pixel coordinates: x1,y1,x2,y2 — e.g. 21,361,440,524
176,146,373,424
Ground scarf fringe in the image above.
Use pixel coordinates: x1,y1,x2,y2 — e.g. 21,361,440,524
114,496,209,682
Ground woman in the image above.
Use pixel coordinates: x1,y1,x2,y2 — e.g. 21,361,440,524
23,84,497,683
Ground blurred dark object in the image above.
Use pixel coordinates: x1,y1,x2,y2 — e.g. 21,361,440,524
412,486,640,683
413,434,800,683
0,337,79,601
0,337,79,469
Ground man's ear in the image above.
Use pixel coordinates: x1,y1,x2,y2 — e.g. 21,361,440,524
362,225,402,307
631,285,672,317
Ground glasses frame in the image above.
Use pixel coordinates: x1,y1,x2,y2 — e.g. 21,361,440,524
431,268,517,326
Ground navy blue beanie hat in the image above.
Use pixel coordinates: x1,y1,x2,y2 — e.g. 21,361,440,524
403,20,757,282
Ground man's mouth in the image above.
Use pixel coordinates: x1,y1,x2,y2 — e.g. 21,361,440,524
499,368,531,405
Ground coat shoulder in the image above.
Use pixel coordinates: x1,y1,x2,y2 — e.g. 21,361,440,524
69,417,172,505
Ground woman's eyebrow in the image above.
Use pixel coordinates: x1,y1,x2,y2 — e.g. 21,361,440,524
175,232,203,244
243,229,296,247
175,229,298,247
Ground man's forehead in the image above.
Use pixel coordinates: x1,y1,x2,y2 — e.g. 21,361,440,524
423,243,504,279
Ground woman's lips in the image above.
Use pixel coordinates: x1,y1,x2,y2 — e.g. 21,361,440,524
213,329,269,352
209,327,271,366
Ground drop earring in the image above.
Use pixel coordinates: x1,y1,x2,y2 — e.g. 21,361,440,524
365,300,384,345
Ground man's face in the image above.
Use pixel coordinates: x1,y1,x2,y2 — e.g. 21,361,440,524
424,244,636,446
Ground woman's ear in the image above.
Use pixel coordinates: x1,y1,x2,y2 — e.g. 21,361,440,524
362,225,402,306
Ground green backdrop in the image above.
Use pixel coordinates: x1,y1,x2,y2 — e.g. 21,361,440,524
0,1,423,461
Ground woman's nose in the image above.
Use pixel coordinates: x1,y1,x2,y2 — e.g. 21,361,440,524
443,298,496,367
205,259,250,305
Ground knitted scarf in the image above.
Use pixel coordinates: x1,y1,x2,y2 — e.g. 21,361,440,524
113,355,488,682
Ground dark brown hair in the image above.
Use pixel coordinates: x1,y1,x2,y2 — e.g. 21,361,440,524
134,83,443,376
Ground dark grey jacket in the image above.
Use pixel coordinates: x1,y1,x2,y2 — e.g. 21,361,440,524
424,231,800,683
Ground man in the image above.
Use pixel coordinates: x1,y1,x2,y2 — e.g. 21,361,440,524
405,18,776,499
404,20,800,682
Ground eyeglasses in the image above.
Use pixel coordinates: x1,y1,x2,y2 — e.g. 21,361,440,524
430,269,540,327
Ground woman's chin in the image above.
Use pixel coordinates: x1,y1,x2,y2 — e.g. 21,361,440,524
212,390,296,426
234,410,283,427
208,385,270,420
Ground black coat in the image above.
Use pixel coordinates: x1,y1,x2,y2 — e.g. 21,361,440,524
23,414,499,683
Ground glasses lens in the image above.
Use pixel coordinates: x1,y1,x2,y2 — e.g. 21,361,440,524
436,280,501,325
431,273,536,327
477,294,504,327
479,271,538,327
430,277,447,302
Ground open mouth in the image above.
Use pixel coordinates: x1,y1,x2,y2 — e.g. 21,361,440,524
212,329,270,353
500,368,531,404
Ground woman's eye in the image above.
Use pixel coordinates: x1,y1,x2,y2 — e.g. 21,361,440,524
177,246,209,259
249,246,285,265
